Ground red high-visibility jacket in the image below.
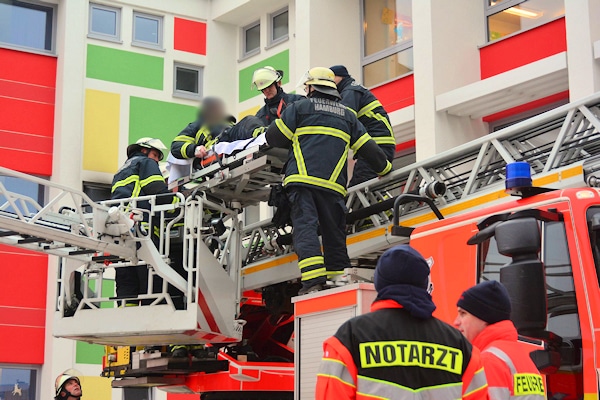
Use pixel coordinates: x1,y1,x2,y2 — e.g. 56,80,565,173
473,320,545,400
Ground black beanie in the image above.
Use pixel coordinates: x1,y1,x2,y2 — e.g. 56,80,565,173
374,245,430,292
457,281,512,325
329,65,350,78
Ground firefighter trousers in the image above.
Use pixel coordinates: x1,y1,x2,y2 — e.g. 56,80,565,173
287,186,351,288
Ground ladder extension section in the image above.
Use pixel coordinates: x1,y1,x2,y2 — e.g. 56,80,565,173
239,93,600,289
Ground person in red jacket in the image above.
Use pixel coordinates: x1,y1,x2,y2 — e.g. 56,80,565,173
316,245,489,400
454,281,545,400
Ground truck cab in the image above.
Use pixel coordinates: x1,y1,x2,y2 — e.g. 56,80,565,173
410,186,600,399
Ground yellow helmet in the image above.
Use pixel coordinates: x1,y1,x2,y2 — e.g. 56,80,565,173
55,371,81,399
251,66,282,91
126,137,168,161
303,67,337,89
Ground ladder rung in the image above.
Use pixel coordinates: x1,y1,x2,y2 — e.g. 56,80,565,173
92,255,123,262
0,230,18,237
18,237,47,244
69,249,98,255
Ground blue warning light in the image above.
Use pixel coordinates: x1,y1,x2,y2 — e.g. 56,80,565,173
505,161,532,193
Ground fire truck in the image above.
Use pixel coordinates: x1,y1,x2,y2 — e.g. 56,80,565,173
0,93,599,399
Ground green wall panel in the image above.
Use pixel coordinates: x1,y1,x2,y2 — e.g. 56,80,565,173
129,97,197,145
239,50,290,103
86,44,164,90
75,280,115,365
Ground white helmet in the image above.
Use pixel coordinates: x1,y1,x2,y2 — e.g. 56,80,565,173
55,371,81,399
126,137,168,161
251,66,282,91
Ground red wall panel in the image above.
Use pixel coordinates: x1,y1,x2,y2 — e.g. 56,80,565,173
480,18,566,79
0,48,56,176
174,18,207,55
482,90,569,123
371,74,415,113
0,245,48,364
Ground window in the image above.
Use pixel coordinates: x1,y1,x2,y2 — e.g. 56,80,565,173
133,11,163,49
269,8,288,46
242,21,260,58
89,3,121,41
0,0,55,52
123,387,152,400
362,0,413,88
174,63,203,99
485,0,565,42
0,366,38,400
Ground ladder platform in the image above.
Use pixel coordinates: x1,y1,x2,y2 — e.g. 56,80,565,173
55,305,242,346
105,355,228,379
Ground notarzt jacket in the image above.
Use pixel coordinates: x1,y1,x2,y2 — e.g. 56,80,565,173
111,151,170,200
265,95,392,196
316,300,489,400
337,77,396,147
474,320,545,400
255,90,305,126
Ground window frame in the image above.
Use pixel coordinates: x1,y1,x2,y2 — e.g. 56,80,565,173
241,20,261,59
0,364,41,400
484,0,562,43
0,0,57,55
267,7,289,48
173,62,203,100
360,0,414,88
88,2,122,43
132,11,163,50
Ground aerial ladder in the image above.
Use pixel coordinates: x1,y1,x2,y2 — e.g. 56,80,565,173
0,92,599,396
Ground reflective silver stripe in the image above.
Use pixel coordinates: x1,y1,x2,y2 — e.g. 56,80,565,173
489,386,511,400
464,367,488,397
357,375,462,400
317,358,355,388
483,347,517,374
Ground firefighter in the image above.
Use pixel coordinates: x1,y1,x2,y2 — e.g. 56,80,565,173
455,281,545,400
55,372,82,400
330,65,396,186
111,137,181,306
316,245,489,399
265,67,392,295
170,97,235,161
252,66,304,126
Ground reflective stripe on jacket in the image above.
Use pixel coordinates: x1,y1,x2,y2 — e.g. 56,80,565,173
316,300,489,399
475,321,545,400
337,77,396,146
111,152,170,200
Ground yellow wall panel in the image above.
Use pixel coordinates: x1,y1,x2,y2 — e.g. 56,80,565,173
83,89,120,173
80,376,112,400
238,105,262,120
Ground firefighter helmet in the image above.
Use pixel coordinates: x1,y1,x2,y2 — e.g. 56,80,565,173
300,67,340,98
55,371,81,399
126,137,168,161
251,66,282,91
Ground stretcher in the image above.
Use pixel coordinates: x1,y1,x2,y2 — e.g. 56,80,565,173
167,134,287,207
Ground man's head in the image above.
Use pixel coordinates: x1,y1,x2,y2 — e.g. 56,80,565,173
251,66,283,100
302,67,341,99
199,97,227,126
55,373,82,400
329,65,351,85
126,137,167,162
374,245,430,292
454,280,512,342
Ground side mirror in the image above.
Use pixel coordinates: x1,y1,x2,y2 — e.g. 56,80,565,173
496,218,547,337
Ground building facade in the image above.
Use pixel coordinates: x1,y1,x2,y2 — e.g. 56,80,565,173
1,0,599,399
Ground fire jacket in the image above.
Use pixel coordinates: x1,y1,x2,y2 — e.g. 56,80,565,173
111,151,170,200
255,89,304,126
316,300,489,400
336,77,396,147
473,320,545,400
170,119,234,159
265,95,392,197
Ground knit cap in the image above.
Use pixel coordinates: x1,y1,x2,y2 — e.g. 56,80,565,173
457,280,512,324
374,245,430,292
329,65,350,78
